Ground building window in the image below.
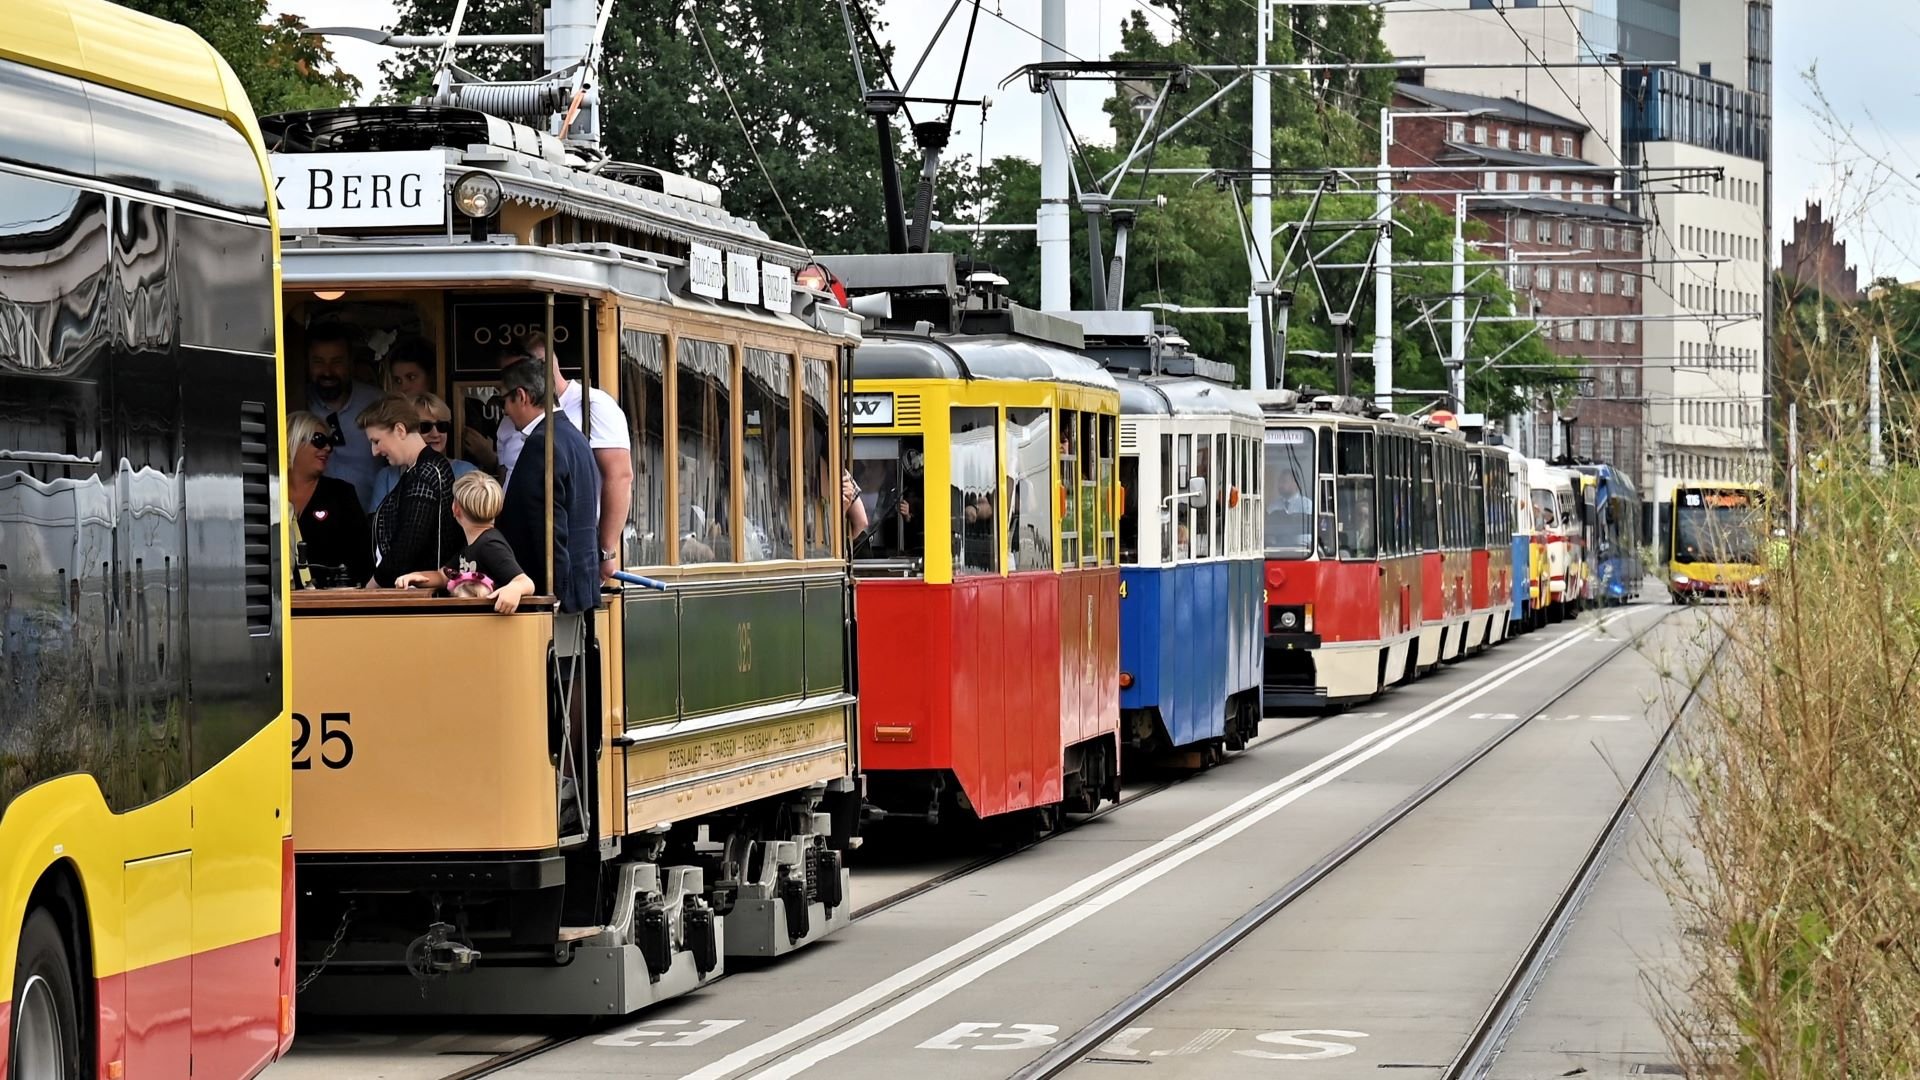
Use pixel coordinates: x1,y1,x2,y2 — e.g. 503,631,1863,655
1530,176,1543,192
1579,319,1595,341
1535,267,1552,290
1473,125,1488,145
1601,272,1616,295
1485,170,1499,191
1580,226,1595,248
1451,121,1467,142
1600,367,1617,396
1622,367,1637,397
1518,131,1533,152
1603,227,1617,250
1558,321,1574,341
1560,222,1575,245
1599,427,1615,461
1558,269,1574,291
1601,320,1616,343
1579,271,1595,293
1550,178,1563,194
1515,217,1532,242
1560,136,1574,156
1622,274,1636,297
1623,230,1639,253
1496,128,1511,149
1508,172,1521,191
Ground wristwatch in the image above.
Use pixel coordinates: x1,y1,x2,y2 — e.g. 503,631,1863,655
600,548,618,562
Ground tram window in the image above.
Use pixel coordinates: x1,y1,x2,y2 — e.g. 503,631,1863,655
1532,489,1556,529
1119,455,1141,564
1468,456,1487,548
1265,429,1314,559
802,357,834,558
1316,428,1336,557
1006,407,1053,571
743,348,795,561
1099,414,1118,565
619,329,668,566
1160,433,1175,563
851,435,925,565
1336,430,1377,560
1081,412,1101,567
1174,432,1192,560
1192,435,1212,559
1419,443,1438,551
1061,412,1082,565
677,338,733,563
951,407,999,576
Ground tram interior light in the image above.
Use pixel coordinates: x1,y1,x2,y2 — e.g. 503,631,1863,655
453,171,503,219
312,289,345,301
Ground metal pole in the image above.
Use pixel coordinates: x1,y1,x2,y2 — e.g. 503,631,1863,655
544,294,556,599
1450,194,1467,412
1249,0,1273,390
1037,0,1070,311
1787,400,1799,532
1870,336,1885,473
1373,106,1393,411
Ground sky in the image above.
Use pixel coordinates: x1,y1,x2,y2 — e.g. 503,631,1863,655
275,0,1920,282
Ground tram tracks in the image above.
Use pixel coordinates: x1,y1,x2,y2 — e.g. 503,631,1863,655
414,709,1336,1079
1005,603,1699,1080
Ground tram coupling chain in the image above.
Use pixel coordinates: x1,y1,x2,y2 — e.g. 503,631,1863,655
296,903,354,995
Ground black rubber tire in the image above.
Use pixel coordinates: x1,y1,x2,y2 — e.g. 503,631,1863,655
10,908,83,1080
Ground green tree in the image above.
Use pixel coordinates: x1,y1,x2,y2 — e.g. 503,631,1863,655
122,0,360,114
382,0,896,251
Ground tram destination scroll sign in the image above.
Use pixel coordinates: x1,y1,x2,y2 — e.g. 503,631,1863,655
270,150,445,229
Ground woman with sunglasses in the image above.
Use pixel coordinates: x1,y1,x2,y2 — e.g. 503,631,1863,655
287,411,373,587
368,393,477,511
359,393,462,588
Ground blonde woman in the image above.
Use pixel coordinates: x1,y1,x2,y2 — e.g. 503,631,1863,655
286,411,371,586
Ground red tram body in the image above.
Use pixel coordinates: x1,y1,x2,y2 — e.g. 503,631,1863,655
831,254,1123,826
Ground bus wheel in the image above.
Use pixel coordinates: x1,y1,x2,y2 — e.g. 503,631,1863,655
11,909,82,1080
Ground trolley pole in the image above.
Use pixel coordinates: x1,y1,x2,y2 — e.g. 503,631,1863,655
1450,194,1468,412
1248,0,1274,391
1374,106,1393,411
1037,0,1070,311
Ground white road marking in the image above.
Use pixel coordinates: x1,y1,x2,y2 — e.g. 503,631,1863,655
1235,1030,1370,1061
596,1020,745,1049
914,1023,1059,1051
678,616,1626,1080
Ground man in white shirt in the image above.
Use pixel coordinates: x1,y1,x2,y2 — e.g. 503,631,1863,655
495,333,634,581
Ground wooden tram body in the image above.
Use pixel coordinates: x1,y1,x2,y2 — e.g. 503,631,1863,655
826,255,1122,825
266,107,862,1015
1070,312,1264,762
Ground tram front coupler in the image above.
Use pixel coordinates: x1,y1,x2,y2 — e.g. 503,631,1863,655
408,921,481,976
724,812,853,960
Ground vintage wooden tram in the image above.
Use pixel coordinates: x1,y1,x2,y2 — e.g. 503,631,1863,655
266,105,862,1014
1069,312,1264,765
824,254,1122,829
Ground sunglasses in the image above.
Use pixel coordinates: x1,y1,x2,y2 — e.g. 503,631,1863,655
307,430,344,450
417,420,452,435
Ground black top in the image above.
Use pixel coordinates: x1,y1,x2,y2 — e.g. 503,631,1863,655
371,446,460,587
296,475,372,587
499,414,602,613
444,528,525,591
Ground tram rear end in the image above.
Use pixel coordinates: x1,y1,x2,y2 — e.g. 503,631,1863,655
269,106,863,1015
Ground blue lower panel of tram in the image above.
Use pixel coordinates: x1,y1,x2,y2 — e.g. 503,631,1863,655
1118,559,1264,751
1509,535,1532,626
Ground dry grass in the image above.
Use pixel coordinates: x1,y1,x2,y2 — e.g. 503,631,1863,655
1656,308,1920,1077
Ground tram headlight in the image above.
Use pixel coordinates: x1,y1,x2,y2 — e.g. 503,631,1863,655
1278,610,1299,630
453,171,503,219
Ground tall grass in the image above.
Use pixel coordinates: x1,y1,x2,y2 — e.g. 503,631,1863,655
1658,301,1920,1077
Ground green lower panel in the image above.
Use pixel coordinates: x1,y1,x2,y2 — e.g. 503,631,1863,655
678,582,806,718
623,589,680,726
803,582,846,696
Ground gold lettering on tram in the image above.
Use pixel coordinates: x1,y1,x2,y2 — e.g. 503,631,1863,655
736,620,754,674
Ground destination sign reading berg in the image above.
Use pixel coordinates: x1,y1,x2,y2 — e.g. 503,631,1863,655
271,150,445,229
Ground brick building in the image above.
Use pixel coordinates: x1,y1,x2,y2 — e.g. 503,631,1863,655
1781,200,1860,303
1389,82,1651,487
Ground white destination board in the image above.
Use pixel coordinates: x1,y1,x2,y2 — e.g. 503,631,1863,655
689,243,726,299
851,392,894,426
761,263,793,313
271,150,444,229
726,251,761,306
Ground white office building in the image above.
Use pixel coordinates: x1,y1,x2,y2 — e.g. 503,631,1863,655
1382,0,1774,514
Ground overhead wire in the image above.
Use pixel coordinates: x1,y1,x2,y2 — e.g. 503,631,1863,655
689,4,808,249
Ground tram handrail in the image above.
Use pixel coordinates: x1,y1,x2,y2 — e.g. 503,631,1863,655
612,570,671,590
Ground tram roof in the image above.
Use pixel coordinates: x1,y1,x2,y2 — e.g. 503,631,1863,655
1117,377,1263,421
853,332,1117,392
6,0,258,135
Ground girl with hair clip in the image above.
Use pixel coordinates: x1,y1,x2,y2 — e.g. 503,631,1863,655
397,471,535,614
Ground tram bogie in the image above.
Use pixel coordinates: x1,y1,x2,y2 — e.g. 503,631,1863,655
267,104,864,1014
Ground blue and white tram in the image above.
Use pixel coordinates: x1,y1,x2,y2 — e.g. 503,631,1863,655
1076,314,1265,763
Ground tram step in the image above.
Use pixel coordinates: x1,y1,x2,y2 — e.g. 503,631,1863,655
557,926,603,943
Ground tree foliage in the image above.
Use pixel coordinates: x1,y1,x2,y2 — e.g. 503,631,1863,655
382,0,895,252
121,0,360,114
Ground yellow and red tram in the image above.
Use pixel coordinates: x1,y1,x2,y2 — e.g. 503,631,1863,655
826,255,1123,829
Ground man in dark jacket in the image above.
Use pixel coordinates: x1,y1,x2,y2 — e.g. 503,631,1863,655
496,357,602,613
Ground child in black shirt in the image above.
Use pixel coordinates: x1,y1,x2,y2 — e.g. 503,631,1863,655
397,472,536,613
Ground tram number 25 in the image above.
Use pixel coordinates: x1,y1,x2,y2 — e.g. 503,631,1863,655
292,711,355,770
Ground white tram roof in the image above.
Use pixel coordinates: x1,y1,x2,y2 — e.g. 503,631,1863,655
852,332,1117,392
1117,377,1263,422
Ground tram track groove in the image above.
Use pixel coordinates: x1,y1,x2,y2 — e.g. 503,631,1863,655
1442,620,1728,1080
1005,603,1683,1080
418,704,1341,1079
690,616,1631,1080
